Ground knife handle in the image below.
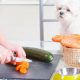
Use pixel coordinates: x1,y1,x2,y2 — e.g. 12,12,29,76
11,56,16,61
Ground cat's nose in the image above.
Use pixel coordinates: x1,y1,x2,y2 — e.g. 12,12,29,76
60,12,64,15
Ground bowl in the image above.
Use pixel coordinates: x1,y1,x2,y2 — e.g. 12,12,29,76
63,46,80,68
51,68,80,80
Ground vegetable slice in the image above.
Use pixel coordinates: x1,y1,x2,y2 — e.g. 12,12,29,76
16,61,30,74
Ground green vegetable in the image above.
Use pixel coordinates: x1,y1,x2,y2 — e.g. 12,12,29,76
23,47,53,63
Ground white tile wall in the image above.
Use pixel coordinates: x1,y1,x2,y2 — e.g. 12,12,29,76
44,22,61,41
0,1,62,50
45,0,56,4
0,5,40,41
0,0,39,4
0,0,56,4
43,6,57,19
43,5,61,41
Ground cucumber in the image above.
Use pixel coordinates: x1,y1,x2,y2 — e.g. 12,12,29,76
23,47,54,63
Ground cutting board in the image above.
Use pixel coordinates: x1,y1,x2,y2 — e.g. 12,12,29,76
0,54,60,80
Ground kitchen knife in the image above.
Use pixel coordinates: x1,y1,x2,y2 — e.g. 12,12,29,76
11,56,32,62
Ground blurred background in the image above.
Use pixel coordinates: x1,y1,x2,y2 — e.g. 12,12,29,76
0,0,62,51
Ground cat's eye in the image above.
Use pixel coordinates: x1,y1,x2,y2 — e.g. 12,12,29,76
67,9,70,12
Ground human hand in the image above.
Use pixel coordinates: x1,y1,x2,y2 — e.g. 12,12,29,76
3,43,26,58
0,45,13,64
6,43,26,65
0,34,26,58
12,44,26,58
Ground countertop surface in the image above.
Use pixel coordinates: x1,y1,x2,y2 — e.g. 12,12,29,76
0,41,63,80
0,54,60,80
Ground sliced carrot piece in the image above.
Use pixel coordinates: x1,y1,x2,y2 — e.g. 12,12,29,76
16,65,22,71
21,61,30,69
17,61,30,69
26,62,30,69
19,68,27,74
16,62,22,66
16,61,30,74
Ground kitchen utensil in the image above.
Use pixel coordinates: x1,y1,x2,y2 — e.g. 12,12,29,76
0,54,60,79
11,56,32,62
51,68,80,80
63,46,80,68
56,68,80,75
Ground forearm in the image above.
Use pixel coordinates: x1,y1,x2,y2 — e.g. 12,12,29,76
0,33,10,48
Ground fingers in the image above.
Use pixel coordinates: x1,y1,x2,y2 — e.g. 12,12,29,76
19,48,26,57
1,43,26,58
9,61,16,65
7,44,26,58
0,43,26,64
16,48,26,58
0,55,5,64
0,49,14,64
15,46,26,58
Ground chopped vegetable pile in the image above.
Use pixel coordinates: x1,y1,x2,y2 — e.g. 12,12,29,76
16,61,30,74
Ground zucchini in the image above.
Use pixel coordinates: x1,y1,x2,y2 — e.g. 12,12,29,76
23,47,53,63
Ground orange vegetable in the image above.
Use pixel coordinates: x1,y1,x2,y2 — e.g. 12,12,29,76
16,65,22,71
52,34,80,48
61,37,80,48
16,61,30,74
16,62,21,66
16,61,29,69
22,61,30,69
19,67,28,74
60,34,80,48
52,35,64,42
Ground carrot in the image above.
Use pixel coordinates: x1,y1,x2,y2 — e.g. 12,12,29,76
16,61,29,69
21,61,30,69
60,34,80,48
16,62,21,66
52,35,64,42
16,61,30,74
52,34,80,48
61,38,76,48
16,65,28,74
16,65,22,71
19,68,27,74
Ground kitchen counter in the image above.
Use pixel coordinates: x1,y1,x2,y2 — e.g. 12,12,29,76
0,41,65,80
0,54,60,80
56,56,70,70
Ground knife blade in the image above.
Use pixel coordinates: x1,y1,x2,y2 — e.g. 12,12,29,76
11,56,32,62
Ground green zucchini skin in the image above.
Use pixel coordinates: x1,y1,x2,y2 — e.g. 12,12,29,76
23,47,53,63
